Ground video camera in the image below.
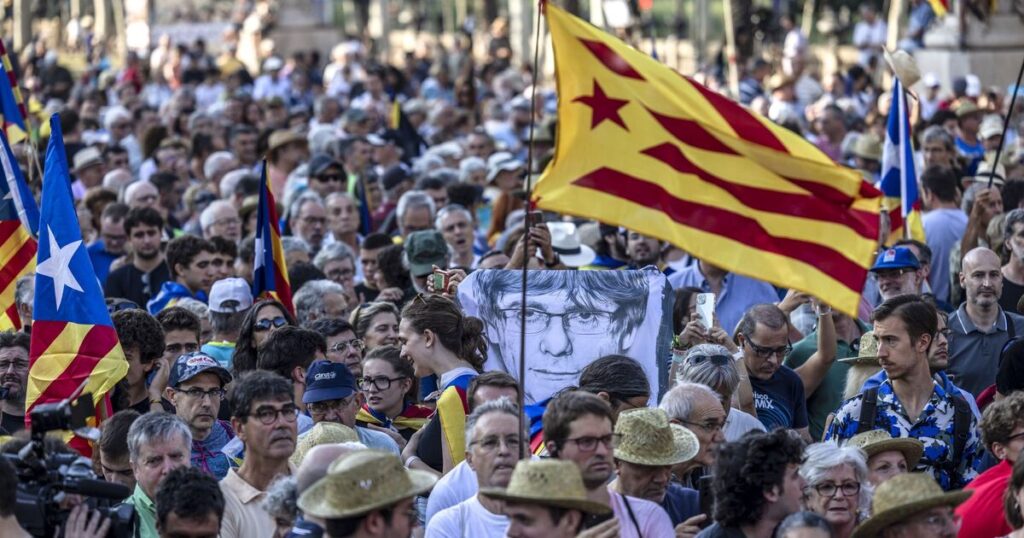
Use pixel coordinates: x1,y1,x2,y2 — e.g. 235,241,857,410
3,393,135,537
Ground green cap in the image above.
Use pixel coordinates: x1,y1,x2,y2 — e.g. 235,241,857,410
405,230,448,277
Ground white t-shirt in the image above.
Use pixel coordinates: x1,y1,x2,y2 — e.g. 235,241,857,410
425,495,508,538
607,489,675,538
425,460,479,524
724,407,766,442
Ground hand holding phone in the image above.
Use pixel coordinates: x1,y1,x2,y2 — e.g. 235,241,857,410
696,293,715,332
431,268,452,294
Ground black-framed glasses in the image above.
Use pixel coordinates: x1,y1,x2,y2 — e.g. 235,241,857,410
808,481,861,498
107,300,141,314
329,338,365,353
250,404,299,425
255,316,289,331
679,419,726,434
743,337,792,359
470,434,523,452
358,375,406,391
307,396,355,416
688,354,732,366
175,387,226,401
315,174,345,183
1006,431,1024,443
563,434,617,452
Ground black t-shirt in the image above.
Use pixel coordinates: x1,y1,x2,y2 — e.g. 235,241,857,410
1001,276,1024,314
414,413,444,472
354,283,379,303
104,261,170,308
0,411,24,435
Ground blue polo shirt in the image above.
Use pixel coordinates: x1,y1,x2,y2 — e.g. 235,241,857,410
668,265,779,335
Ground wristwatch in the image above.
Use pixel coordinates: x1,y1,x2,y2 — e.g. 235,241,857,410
544,252,561,268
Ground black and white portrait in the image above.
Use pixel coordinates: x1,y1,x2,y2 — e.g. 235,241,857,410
459,268,672,404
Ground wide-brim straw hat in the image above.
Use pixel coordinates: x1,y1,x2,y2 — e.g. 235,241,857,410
290,422,359,466
297,450,437,519
851,473,971,538
613,408,697,467
852,133,883,162
883,48,921,88
481,459,611,514
839,331,880,366
845,429,924,470
267,129,308,154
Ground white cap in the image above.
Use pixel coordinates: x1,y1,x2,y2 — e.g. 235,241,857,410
966,74,982,97
262,56,284,72
208,278,253,313
922,73,940,88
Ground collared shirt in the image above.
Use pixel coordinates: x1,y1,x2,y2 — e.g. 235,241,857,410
947,303,1024,396
126,484,158,538
220,465,296,538
823,379,983,490
668,266,779,336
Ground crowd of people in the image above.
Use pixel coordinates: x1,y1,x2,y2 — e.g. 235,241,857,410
2,2,1024,537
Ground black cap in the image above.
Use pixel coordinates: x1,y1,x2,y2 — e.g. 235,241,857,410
381,165,412,191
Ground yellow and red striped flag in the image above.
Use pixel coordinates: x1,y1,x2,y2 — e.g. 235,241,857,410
253,160,294,314
534,4,884,316
0,129,38,330
0,40,29,144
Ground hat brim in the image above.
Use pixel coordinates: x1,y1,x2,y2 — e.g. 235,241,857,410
174,365,232,388
487,163,524,183
298,468,437,519
480,487,611,515
861,438,924,470
614,436,698,467
870,262,920,272
302,386,356,404
556,244,596,268
73,159,104,173
851,490,972,538
410,258,445,278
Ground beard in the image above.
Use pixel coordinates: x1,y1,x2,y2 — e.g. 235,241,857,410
136,248,159,261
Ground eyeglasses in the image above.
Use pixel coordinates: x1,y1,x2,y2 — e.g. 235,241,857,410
329,338,365,353
809,481,861,498
327,268,355,281
250,404,299,425
175,387,226,400
212,217,241,228
563,434,617,452
470,435,522,452
358,375,406,391
0,358,28,371
679,419,726,434
164,342,200,356
1006,431,1024,443
255,316,289,331
688,354,732,366
743,337,792,359
307,396,355,416
315,174,345,183
107,300,141,314
301,216,327,226
498,308,614,335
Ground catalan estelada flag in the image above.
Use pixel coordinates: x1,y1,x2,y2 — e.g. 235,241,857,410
534,4,884,316
253,160,294,314
928,0,949,16
0,40,28,144
0,130,39,330
26,115,126,451
881,77,926,244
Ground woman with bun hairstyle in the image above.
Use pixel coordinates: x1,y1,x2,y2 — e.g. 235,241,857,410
398,294,488,474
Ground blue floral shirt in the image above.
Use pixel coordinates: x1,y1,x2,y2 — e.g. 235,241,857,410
823,379,982,490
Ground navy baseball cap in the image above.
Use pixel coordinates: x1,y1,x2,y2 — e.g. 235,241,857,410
168,352,232,388
870,247,920,272
303,360,358,404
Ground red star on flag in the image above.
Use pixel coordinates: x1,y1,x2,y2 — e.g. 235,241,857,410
573,80,629,131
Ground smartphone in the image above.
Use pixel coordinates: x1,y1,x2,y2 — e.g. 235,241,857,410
431,270,451,293
698,475,714,528
696,293,715,331
526,211,544,227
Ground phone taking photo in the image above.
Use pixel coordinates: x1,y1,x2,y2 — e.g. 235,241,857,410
696,293,715,331
431,269,451,293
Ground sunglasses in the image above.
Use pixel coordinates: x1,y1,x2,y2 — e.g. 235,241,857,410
689,354,733,366
254,316,289,332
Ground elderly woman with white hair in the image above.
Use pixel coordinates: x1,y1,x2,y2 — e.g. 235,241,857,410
676,343,765,441
799,442,871,538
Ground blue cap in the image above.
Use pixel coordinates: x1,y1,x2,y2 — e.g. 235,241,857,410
303,360,358,404
871,247,920,271
168,352,232,388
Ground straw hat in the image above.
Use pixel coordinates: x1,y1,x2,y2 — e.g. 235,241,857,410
852,134,883,162
267,129,308,154
768,73,795,92
975,160,1007,187
297,450,437,519
290,422,359,466
846,429,924,470
883,48,921,88
839,331,880,366
613,408,698,467
481,459,611,514
851,473,972,538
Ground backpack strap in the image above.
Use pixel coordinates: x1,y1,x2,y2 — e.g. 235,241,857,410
856,387,879,434
1005,311,1016,340
949,392,972,476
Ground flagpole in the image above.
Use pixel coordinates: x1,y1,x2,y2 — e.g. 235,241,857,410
987,55,1024,188
899,81,911,240
518,0,546,460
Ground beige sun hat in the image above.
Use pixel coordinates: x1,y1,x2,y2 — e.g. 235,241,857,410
297,450,437,519
481,459,611,514
883,48,921,88
851,473,972,538
839,331,880,366
846,429,924,470
290,421,360,466
852,134,883,162
613,408,699,467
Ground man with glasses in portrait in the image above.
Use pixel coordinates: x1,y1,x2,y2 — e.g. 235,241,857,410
164,352,235,479
471,270,652,404
736,304,811,441
301,359,400,454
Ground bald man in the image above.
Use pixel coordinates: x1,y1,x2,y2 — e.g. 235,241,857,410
948,247,1024,396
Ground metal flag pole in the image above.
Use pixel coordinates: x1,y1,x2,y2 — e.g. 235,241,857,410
988,56,1024,188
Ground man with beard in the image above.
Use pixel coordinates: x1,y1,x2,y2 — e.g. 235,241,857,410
1000,209,1024,313
105,207,170,308
869,247,926,303
165,352,235,479
0,331,30,435
948,247,1024,396
543,391,674,537
426,398,523,537
624,230,664,271
825,295,983,491
220,371,298,538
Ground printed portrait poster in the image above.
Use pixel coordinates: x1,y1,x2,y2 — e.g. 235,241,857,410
458,267,673,405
